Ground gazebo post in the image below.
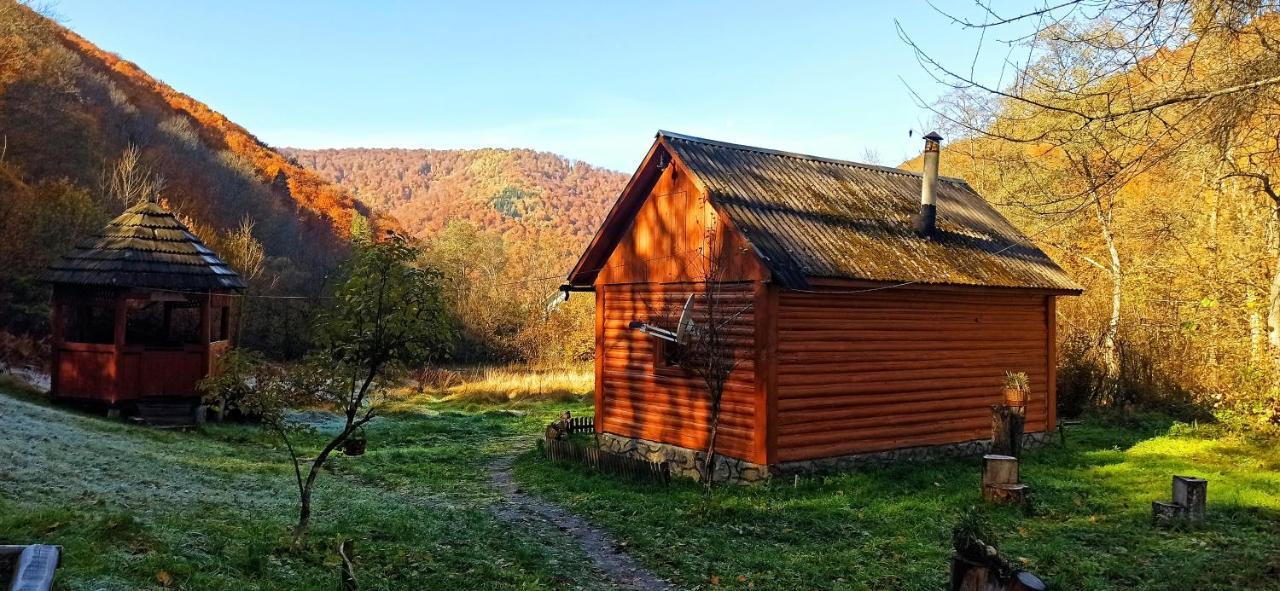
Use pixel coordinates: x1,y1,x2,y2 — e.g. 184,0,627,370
108,293,128,411
200,292,213,373
49,288,64,397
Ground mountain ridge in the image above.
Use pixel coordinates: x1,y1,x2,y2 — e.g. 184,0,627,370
285,146,626,243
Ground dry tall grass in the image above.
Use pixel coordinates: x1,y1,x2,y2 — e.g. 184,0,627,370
388,365,593,407
443,366,593,404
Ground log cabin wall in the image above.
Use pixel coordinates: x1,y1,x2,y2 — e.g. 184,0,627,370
593,158,770,464
597,283,761,463
773,288,1055,463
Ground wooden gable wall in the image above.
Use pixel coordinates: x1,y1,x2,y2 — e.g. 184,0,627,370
595,157,766,286
592,157,770,464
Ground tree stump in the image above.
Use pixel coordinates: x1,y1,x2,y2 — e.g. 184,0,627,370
1152,500,1187,526
991,405,1026,457
982,455,1019,486
1172,476,1207,522
983,483,1030,505
982,455,1026,505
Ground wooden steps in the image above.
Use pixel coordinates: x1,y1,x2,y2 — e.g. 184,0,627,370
132,399,199,427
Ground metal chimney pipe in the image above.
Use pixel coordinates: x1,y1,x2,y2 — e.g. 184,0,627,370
915,131,943,237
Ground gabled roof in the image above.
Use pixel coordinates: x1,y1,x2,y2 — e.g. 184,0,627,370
45,201,246,291
568,131,1081,293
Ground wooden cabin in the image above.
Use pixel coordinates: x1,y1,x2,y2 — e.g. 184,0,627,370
564,131,1082,481
44,201,245,407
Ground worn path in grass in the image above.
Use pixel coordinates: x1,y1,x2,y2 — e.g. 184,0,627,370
489,454,674,591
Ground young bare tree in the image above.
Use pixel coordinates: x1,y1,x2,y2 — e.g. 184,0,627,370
671,236,752,487
219,216,267,283
226,235,452,543
102,144,165,207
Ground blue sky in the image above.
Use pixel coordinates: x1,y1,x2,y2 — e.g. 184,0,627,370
49,1,1028,171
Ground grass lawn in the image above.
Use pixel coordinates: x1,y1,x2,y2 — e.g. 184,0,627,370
0,377,596,591
515,414,1280,591
3,371,1277,590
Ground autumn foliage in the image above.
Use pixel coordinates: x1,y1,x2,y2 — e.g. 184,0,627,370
0,2,372,338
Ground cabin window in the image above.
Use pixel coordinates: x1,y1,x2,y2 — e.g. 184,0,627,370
64,304,114,344
652,339,684,376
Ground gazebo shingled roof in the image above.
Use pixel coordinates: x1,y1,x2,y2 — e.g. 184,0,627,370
45,201,246,291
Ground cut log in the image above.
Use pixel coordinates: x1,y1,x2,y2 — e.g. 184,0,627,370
1152,500,1187,526
991,405,1026,457
982,455,1019,486
983,483,1029,504
1172,476,1207,522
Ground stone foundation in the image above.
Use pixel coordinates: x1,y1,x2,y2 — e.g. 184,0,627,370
773,431,1058,478
596,433,770,484
597,431,1059,484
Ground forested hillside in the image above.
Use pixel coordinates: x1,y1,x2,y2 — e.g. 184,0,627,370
286,148,627,364
0,2,373,338
285,147,625,241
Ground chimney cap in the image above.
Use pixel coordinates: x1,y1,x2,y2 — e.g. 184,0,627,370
923,131,943,141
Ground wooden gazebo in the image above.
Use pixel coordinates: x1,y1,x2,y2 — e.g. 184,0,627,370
44,201,246,406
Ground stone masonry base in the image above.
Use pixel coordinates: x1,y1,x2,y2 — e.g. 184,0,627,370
597,431,1059,484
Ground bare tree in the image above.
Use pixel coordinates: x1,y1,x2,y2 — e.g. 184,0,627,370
220,216,267,283
102,144,165,206
669,240,752,488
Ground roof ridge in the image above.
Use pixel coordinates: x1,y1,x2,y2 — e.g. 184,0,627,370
656,130,969,185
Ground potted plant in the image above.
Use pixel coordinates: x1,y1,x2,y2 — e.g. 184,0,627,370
1003,371,1030,406
343,427,368,456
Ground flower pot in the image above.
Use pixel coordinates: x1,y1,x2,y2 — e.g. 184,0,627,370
1003,387,1029,407
343,438,367,456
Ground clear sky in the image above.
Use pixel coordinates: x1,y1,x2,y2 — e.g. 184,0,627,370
47,1,1026,171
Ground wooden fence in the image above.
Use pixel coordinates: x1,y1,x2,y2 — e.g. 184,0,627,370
540,437,670,485
565,416,594,434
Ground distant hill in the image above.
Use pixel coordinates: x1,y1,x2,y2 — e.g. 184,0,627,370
285,148,626,242
0,2,375,318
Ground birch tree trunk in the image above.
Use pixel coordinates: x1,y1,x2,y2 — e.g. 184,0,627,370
1248,289,1265,367
1268,230,1280,371
1094,195,1123,399
1265,201,1280,373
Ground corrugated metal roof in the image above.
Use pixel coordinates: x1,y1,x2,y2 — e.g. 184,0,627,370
660,131,1081,292
44,201,246,291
